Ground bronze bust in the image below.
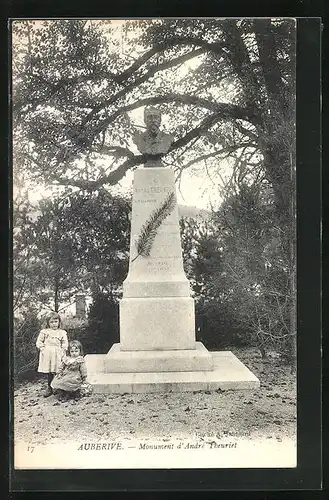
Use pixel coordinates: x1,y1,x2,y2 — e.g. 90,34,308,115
133,106,173,167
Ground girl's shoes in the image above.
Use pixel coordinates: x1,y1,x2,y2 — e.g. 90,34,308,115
43,386,53,398
72,390,81,400
57,390,70,402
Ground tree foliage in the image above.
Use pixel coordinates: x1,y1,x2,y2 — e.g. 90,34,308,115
180,217,222,297
13,18,295,209
78,292,120,354
14,309,40,380
13,191,131,315
205,183,294,358
12,18,296,369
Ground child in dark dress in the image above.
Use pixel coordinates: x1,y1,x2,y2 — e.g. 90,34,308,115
51,340,89,400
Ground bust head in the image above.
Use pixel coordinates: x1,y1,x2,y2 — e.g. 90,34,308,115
144,106,161,137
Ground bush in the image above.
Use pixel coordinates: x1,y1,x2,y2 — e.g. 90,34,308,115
14,310,41,382
77,293,120,354
195,299,251,350
75,293,253,354
64,324,88,349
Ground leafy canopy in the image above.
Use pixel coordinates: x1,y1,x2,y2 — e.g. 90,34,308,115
13,18,295,209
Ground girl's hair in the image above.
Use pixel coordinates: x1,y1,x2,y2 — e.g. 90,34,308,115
69,340,84,356
46,312,62,328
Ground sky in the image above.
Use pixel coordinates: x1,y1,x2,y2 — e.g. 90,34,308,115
25,167,223,211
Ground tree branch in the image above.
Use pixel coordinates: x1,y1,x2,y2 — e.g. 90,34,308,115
96,144,135,159
111,36,225,82
50,106,257,190
221,21,261,107
80,48,206,127
92,94,257,140
52,155,144,190
169,109,234,151
234,120,258,141
178,143,254,171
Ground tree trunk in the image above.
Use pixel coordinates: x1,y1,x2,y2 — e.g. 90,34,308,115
260,345,267,360
54,277,60,312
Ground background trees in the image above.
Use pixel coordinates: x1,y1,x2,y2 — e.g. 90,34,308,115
13,191,131,314
12,18,296,377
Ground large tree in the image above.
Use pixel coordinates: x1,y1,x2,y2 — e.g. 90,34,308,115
13,19,295,197
13,18,296,366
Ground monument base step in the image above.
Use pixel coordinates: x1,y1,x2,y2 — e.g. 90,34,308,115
85,341,213,373
86,351,260,394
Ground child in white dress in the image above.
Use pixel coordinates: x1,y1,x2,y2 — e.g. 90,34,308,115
36,312,68,397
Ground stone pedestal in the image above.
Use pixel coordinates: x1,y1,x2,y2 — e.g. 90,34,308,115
85,166,260,393
89,342,213,373
120,297,196,350
120,167,196,350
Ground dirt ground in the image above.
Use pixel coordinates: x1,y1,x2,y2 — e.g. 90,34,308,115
13,348,296,446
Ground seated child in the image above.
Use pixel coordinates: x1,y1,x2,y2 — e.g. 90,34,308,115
51,340,89,400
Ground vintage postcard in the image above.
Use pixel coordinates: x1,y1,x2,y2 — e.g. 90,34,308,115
12,18,299,471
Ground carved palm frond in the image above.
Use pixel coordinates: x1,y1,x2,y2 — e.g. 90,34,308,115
132,191,176,262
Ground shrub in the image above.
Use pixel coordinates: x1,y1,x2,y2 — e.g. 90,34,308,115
77,293,120,354
14,310,41,382
195,298,251,350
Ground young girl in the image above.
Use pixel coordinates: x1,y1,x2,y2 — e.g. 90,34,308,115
51,340,88,400
36,312,68,397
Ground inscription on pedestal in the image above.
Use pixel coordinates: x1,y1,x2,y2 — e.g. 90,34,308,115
145,257,181,274
122,167,191,298
135,186,171,194
135,199,157,204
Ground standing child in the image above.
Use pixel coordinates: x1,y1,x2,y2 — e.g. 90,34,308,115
51,340,88,400
36,312,68,397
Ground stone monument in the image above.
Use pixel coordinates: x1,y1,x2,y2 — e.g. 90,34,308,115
85,106,260,393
